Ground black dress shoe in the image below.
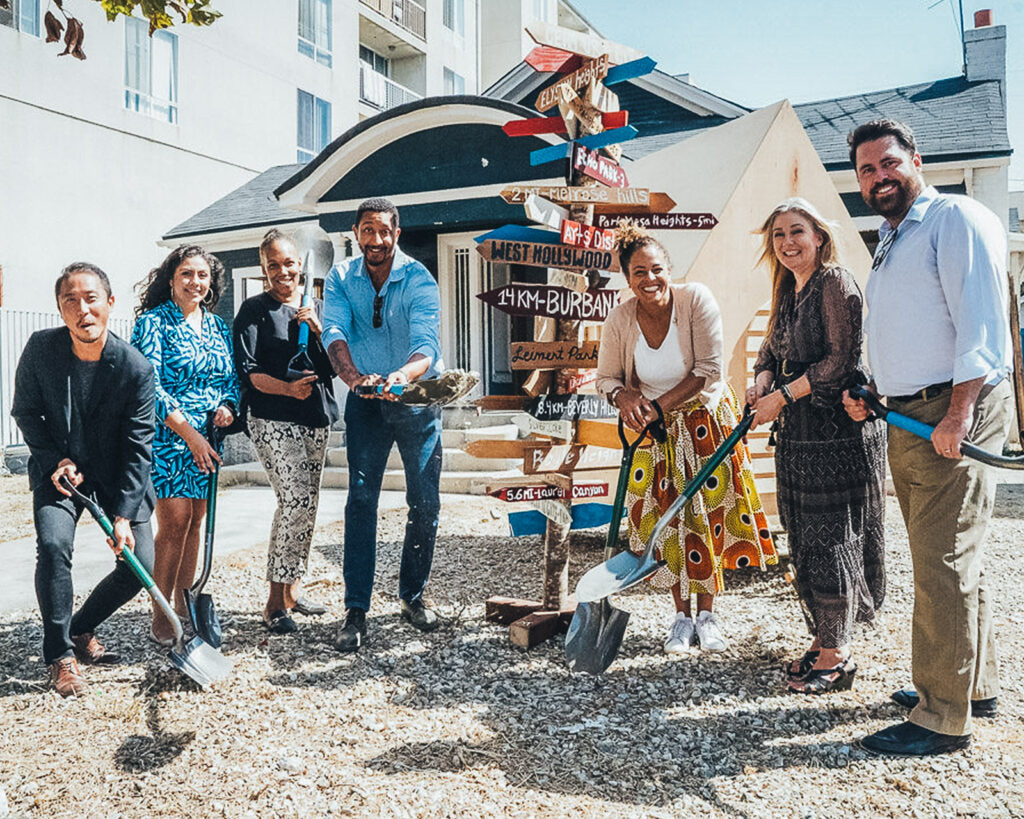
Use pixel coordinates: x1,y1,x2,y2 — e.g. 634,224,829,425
860,721,970,756
263,610,297,635
334,608,367,653
400,599,439,632
891,688,998,717
293,596,327,617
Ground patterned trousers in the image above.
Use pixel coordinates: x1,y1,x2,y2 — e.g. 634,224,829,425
249,416,330,584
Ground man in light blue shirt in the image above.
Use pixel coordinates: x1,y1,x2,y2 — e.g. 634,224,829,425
844,119,1012,756
322,198,444,651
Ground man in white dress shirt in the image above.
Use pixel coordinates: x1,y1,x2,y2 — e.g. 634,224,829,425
844,118,1012,756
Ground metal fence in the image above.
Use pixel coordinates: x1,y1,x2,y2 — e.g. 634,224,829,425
0,308,134,447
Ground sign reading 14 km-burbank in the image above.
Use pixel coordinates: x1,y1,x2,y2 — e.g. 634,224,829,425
478,283,618,322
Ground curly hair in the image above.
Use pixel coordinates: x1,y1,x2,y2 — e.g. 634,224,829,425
135,245,225,318
614,219,671,273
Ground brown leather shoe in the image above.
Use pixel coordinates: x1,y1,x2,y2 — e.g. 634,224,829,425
48,657,87,698
71,633,120,665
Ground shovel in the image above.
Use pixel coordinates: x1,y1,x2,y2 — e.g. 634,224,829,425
285,224,335,381
183,412,224,648
565,406,667,674
353,369,480,406
850,386,1024,469
61,478,232,688
574,405,756,603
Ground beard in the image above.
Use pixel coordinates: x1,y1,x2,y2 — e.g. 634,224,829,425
866,177,920,221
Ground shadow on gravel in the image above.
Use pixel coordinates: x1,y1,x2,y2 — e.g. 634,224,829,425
114,670,197,773
993,483,1024,518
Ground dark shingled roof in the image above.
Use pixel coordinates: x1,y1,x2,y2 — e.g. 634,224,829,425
163,164,309,240
794,75,1011,169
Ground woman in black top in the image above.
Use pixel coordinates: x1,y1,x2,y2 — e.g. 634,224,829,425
233,229,339,633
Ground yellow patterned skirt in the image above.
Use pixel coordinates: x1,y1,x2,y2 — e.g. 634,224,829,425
625,389,777,594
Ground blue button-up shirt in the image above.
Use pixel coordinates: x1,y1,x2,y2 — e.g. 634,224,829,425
321,248,443,379
864,186,1011,397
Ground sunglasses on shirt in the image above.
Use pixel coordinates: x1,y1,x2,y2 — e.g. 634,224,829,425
373,294,384,329
871,227,899,271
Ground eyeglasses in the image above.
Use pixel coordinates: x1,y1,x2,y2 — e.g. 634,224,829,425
372,294,384,329
871,227,899,271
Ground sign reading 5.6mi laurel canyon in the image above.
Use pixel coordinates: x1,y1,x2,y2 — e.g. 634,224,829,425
477,284,618,321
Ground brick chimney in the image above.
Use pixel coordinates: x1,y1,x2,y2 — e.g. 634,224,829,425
965,10,1006,84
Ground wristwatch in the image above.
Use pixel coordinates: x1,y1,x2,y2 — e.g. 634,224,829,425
608,386,624,408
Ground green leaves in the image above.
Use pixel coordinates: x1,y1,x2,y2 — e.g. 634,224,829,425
97,0,222,31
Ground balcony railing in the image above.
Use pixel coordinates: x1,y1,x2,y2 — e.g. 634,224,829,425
359,0,426,40
359,62,422,112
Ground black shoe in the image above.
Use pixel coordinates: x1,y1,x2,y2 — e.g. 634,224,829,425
293,596,327,617
400,599,439,632
334,608,367,652
891,687,998,718
263,610,297,635
786,658,856,695
859,721,970,756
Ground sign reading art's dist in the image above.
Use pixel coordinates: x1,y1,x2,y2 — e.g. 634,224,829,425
478,284,618,321
510,340,600,370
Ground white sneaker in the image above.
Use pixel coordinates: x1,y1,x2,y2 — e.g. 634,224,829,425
664,614,695,654
694,610,728,652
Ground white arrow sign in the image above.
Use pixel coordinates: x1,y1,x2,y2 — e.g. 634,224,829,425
524,194,570,230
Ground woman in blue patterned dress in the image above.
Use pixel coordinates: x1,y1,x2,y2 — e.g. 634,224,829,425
131,246,240,644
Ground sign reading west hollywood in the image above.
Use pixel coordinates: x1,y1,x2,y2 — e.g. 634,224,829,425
475,240,620,273
510,340,600,370
477,284,618,321
527,392,618,421
534,53,610,112
571,143,628,187
489,483,610,503
594,212,719,230
500,185,676,213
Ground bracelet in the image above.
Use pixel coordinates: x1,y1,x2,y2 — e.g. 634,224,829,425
780,383,795,405
608,386,624,408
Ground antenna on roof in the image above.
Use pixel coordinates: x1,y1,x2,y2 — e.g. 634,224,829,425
929,0,967,74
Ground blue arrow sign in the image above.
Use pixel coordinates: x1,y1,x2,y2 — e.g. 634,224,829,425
473,224,561,244
604,56,657,87
508,502,622,537
529,126,640,166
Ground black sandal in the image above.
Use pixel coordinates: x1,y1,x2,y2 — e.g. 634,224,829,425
787,658,856,694
784,650,820,679
263,610,297,634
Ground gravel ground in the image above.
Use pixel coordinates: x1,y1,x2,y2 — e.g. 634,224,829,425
2,478,1024,818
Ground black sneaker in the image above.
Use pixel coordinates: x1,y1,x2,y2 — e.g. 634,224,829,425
334,608,367,653
400,599,439,632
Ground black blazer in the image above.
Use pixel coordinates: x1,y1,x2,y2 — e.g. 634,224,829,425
12,327,156,520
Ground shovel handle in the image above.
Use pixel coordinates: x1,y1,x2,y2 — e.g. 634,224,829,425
354,383,406,397
605,404,667,559
850,385,1024,470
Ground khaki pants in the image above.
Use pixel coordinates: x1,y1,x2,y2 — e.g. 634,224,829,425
887,379,1011,736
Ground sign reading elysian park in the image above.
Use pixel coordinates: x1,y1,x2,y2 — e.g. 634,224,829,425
477,284,618,321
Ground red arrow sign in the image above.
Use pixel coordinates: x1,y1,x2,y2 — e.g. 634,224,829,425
571,143,628,187
560,219,616,251
502,110,628,138
489,483,610,502
477,283,619,321
524,46,582,74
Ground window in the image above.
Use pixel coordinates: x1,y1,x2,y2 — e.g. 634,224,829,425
0,0,40,35
531,0,549,23
124,17,178,123
442,0,463,36
298,0,331,67
359,44,389,76
443,67,465,95
297,90,331,163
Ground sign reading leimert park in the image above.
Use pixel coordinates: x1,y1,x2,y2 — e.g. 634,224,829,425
476,239,620,273
477,284,618,321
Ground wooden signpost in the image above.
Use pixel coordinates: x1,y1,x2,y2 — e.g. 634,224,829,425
477,283,618,321
476,241,620,274
510,340,600,370
594,212,719,230
499,185,676,212
560,219,616,251
488,483,609,503
571,143,629,187
534,53,611,112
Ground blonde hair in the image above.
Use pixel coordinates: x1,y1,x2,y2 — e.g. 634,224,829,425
756,198,840,338
614,219,671,274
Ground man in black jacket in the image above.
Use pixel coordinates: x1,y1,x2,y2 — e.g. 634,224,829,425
12,262,157,697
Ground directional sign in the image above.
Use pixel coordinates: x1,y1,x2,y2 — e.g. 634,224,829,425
508,502,620,537
518,416,574,439
527,393,618,421
526,22,644,66
475,224,560,245
524,195,569,229
475,241,620,274
548,268,588,292
531,499,573,527
524,45,581,74
523,443,622,474
594,212,720,230
500,185,675,212
575,419,665,450
489,483,609,503
477,283,618,320
534,54,610,112
566,369,597,393
571,143,628,187
510,340,600,370
603,56,657,87
560,220,616,251
502,110,628,138
529,127,639,166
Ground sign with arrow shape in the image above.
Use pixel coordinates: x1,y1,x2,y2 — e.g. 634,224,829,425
477,283,618,320
499,185,675,212
594,212,719,230
475,240,620,274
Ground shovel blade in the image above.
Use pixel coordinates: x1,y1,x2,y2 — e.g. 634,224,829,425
285,350,314,381
170,635,233,688
183,589,223,648
565,599,630,674
574,551,663,602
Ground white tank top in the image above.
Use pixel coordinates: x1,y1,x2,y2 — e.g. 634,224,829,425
634,317,686,400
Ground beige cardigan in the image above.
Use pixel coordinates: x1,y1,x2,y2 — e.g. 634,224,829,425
595,283,724,409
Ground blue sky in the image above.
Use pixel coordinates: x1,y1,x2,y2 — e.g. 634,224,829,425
572,0,1024,190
